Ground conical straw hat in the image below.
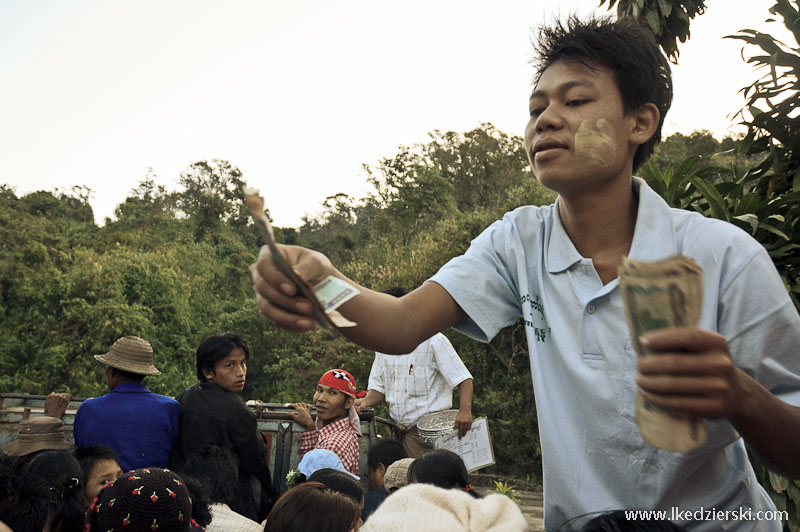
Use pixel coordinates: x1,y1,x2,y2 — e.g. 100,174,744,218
94,336,161,375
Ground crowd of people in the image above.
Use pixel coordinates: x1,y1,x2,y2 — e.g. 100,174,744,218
0,417,688,532
0,331,528,532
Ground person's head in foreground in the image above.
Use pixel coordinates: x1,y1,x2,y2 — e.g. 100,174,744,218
382,458,414,494
314,369,362,426
73,445,123,509
525,16,671,196
408,449,478,498
308,468,365,530
196,333,249,393
366,439,407,491
0,453,51,532
22,450,85,532
263,481,361,532
85,468,195,532
359,483,527,532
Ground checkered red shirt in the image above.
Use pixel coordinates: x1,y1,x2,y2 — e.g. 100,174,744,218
299,413,361,476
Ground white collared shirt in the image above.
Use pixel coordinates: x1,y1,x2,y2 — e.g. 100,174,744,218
369,333,473,427
430,178,800,532
207,503,262,532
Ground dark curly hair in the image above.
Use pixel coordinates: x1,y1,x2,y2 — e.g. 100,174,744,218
531,16,672,171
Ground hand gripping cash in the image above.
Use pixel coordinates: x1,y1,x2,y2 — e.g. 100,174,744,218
618,255,707,452
243,187,359,330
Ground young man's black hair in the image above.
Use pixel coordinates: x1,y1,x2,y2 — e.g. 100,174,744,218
531,16,672,171
558,509,688,532
180,444,238,506
382,286,407,298
196,333,250,382
367,439,407,472
306,468,363,505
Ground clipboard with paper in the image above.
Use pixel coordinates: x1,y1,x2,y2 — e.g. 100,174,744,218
434,417,495,473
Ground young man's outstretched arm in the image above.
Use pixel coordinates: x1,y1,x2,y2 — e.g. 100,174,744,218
250,244,467,353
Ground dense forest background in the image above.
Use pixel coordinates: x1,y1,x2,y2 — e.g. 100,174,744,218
2,0,799,523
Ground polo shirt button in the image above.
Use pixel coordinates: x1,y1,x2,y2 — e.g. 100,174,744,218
587,305,596,314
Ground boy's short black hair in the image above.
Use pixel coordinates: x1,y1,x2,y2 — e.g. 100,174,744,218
367,439,407,472
382,287,407,298
114,368,145,383
196,333,249,382
306,468,363,504
73,445,120,486
531,16,672,171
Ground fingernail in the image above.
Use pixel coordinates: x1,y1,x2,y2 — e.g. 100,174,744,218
296,301,312,313
639,336,650,348
280,282,294,294
297,318,313,329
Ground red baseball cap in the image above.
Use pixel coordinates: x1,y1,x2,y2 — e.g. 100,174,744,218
318,369,366,398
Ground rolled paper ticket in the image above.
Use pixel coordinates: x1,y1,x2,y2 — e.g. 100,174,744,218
618,255,707,452
243,187,359,329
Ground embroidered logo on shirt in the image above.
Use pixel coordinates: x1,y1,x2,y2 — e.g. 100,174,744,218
521,293,551,342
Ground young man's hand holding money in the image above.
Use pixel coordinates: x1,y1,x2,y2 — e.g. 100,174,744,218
249,244,334,332
636,328,747,420
637,326,800,478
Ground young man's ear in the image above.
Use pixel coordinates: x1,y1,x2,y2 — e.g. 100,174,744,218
202,367,215,381
344,396,355,410
630,102,660,146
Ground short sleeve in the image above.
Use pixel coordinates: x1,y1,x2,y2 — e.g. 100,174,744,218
429,217,526,342
430,334,473,389
367,355,385,394
718,245,800,407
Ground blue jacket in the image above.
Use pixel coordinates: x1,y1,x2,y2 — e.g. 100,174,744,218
73,381,181,471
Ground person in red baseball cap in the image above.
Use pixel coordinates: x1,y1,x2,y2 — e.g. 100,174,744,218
291,369,366,477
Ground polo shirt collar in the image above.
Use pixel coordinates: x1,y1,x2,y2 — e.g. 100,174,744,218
546,178,677,274
627,177,678,261
546,196,583,273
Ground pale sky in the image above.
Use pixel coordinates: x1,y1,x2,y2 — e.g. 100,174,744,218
0,0,788,227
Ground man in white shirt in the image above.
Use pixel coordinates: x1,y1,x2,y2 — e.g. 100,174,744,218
355,287,474,457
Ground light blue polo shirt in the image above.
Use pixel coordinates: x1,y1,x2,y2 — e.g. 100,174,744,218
430,178,800,531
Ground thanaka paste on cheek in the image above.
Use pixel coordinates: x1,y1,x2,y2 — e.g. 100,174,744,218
574,119,616,168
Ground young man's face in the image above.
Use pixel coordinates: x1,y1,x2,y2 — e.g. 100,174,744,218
84,459,123,507
524,58,639,196
204,347,247,393
313,383,353,424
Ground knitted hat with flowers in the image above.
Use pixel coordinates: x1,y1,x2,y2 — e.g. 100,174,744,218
85,468,194,532
318,369,366,398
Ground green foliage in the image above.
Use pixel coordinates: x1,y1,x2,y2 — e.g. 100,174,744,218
639,4,800,525
0,126,551,479
493,480,521,504
648,130,762,173
599,0,707,61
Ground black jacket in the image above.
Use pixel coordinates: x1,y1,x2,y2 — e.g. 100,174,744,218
170,382,276,521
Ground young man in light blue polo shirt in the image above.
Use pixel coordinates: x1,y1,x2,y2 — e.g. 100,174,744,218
250,17,800,531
